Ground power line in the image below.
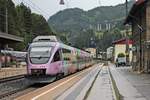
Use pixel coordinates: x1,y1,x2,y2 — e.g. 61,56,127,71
28,0,50,17
23,0,49,19
21,0,42,14
13,0,20,5
14,0,47,18
98,0,101,6
65,0,70,8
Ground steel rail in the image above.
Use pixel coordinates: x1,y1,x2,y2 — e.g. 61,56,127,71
0,75,25,83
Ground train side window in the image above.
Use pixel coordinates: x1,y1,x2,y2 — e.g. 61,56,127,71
62,49,71,61
53,50,61,62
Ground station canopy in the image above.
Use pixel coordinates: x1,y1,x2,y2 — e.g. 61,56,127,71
0,32,23,44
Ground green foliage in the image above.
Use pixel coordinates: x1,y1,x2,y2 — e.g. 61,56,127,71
48,1,134,49
118,53,125,57
96,28,124,51
31,13,52,38
73,29,96,49
0,0,53,50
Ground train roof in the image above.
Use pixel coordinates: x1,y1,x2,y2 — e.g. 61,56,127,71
30,36,91,56
30,42,91,57
33,36,61,42
30,41,57,47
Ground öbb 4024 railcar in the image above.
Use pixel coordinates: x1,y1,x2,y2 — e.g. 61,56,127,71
26,36,94,83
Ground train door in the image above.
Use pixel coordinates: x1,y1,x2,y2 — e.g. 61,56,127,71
51,49,63,74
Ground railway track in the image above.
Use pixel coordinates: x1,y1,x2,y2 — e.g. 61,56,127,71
0,75,33,100
15,64,102,100
0,84,47,100
0,64,98,100
0,75,25,83
0,86,28,99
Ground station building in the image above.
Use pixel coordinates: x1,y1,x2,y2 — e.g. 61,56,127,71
112,38,133,64
124,0,150,72
106,46,113,61
0,32,23,50
85,48,96,58
0,32,23,68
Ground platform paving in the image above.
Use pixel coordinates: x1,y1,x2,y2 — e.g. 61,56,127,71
109,63,147,100
56,64,115,100
116,66,150,100
86,66,115,100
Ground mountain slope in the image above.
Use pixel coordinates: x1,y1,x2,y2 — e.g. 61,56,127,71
48,1,134,34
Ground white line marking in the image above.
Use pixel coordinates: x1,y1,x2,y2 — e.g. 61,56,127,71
31,65,99,100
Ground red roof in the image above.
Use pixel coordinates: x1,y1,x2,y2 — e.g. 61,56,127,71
112,38,133,45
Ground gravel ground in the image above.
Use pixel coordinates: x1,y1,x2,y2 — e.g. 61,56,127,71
0,78,34,100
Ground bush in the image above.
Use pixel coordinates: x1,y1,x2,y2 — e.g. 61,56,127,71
118,53,125,57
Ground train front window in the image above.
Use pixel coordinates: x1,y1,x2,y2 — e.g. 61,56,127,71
29,47,52,64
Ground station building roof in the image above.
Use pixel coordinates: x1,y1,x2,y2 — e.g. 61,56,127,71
124,0,147,24
0,32,23,43
112,38,133,45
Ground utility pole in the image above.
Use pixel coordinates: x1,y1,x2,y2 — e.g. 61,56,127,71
126,0,128,17
4,1,8,67
125,0,129,65
5,7,8,34
140,26,142,71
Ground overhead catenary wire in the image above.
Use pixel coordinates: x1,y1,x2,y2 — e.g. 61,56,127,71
22,0,42,14
14,0,42,14
28,0,50,18
98,0,101,6
14,0,48,19
13,0,20,5
65,0,70,8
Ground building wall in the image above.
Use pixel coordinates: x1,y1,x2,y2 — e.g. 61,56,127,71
131,3,146,71
129,44,133,63
145,1,150,72
85,48,96,58
114,44,132,63
107,47,113,60
114,44,126,62
131,1,150,72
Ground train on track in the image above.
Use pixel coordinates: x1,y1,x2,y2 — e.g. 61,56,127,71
26,36,94,83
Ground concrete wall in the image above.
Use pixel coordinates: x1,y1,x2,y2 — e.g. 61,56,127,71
0,68,26,79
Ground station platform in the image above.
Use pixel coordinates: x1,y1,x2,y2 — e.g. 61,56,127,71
16,63,150,100
109,63,147,100
56,65,114,100
0,67,26,79
16,63,115,100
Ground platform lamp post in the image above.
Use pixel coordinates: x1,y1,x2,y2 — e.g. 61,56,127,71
125,0,129,65
4,1,8,68
5,0,8,34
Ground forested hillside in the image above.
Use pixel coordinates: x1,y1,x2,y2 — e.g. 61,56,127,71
49,1,134,33
48,0,134,50
0,0,52,50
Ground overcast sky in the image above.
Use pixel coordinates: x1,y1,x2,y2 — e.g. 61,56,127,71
13,0,128,20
